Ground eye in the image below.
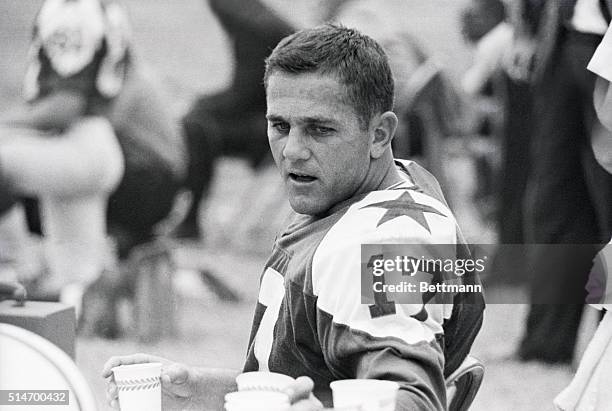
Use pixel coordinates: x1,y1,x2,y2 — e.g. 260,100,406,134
271,121,290,134
308,125,335,136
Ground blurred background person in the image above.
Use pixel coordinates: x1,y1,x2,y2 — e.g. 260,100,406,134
13,0,186,262
173,0,294,240
460,0,535,285
512,0,612,364
0,0,126,313
460,0,510,224
91,0,187,338
0,0,186,338
332,0,465,189
554,22,612,409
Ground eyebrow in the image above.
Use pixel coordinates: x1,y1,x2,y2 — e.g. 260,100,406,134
266,114,284,122
303,116,337,125
265,114,338,125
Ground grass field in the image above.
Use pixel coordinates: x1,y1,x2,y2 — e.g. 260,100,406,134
0,1,579,410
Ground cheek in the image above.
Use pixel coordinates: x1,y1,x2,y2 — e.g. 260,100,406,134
328,148,369,184
268,138,284,163
348,139,372,163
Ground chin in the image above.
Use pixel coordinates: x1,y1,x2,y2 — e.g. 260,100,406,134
288,198,328,216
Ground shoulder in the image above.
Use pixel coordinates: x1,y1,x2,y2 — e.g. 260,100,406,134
311,186,458,293
307,186,460,343
323,185,457,248
314,160,459,257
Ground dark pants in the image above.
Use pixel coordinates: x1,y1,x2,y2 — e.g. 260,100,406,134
0,195,13,217
499,74,532,246
520,30,612,363
0,166,15,217
491,74,533,285
107,137,180,259
179,90,271,234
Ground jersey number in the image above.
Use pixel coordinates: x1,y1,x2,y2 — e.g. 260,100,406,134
253,268,285,371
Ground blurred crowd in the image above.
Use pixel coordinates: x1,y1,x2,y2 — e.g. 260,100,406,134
459,0,612,366
0,0,611,375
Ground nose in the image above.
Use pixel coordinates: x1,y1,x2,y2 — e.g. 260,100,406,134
282,129,311,161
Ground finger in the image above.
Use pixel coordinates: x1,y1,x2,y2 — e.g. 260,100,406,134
289,399,323,411
106,382,118,401
161,373,172,387
284,376,315,404
105,376,118,408
102,353,157,377
162,363,190,386
106,380,119,409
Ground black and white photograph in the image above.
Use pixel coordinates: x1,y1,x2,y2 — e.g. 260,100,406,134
0,0,611,410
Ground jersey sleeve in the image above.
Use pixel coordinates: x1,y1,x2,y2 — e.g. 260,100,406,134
588,23,612,81
311,193,467,411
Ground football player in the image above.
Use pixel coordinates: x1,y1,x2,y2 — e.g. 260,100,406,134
104,25,484,410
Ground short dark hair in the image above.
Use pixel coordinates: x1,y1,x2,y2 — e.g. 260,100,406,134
264,24,394,129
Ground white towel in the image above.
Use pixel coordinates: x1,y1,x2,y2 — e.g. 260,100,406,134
555,312,612,410
555,242,612,410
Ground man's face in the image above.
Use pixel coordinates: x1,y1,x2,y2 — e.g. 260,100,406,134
266,72,373,215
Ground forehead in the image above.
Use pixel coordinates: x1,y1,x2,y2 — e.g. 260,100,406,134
266,72,359,122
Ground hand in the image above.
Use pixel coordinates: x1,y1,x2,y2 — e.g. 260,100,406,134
284,376,324,411
102,353,203,411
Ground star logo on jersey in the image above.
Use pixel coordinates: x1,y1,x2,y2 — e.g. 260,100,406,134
361,191,446,233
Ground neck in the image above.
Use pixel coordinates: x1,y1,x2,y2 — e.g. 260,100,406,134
356,151,403,195
325,151,402,216
372,151,404,190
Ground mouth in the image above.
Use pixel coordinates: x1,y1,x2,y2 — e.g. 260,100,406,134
288,172,317,184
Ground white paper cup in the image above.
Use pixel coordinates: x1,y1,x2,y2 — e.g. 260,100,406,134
235,371,295,392
224,390,290,411
330,379,399,411
112,362,162,411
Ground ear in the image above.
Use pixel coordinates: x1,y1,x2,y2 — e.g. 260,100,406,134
370,111,398,159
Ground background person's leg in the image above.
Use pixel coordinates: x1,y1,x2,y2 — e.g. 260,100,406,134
520,35,604,363
42,194,113,290
0,118,124,197
0,118,124,295
108,154,179,259
174,94,226,239
176,120,219,239
99,148,180,339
